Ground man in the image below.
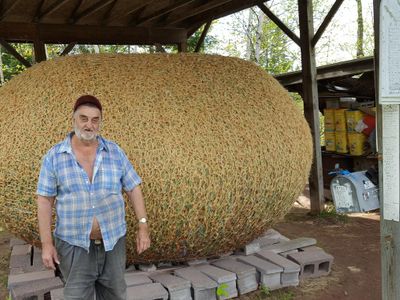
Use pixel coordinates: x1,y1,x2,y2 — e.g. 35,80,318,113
36,95,150,300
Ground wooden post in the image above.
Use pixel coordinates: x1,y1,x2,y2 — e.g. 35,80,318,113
33,40,47,63
178,40,187,53
376,0,400,298
298,0,324,214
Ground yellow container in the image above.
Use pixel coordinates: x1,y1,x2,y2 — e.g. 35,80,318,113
348,132,367,156
334,109,347,132
335,131,348,153
325,132,336,151
324,109,335,132
345,110,365,132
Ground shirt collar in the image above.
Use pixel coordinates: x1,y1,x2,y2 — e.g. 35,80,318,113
57,132,109,153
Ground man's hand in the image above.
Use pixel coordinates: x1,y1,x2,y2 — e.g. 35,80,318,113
136,224,151,254
41,242,60,270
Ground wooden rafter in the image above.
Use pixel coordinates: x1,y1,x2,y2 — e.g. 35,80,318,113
32,0,46,22
67,0,83,22
0,0,22,21
133,0,196,26
195,20,211,52
72,0,115,24
312,0,344,46
257,2,300,46
106,1,153,24
0,22,187,45
0,39,31,67
166,0,231,25
59,42,76,56
38,0,72,21
101,0,118,25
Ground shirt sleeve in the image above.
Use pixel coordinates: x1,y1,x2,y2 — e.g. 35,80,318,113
36,154,57,197
119,148,142,192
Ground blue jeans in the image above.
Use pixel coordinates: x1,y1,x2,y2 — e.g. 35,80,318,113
55,236,127,300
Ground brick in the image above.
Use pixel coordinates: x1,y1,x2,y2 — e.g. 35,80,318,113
11,244,32,256
211,259,257,295
137,264,157,272
174,267,217,300
255,250,300,287
125,273,153,287
8,270,55,287
50,288,64,300
149,273,191,300
262,238,316,254
287,249,334,279
10,277,63,300
236,255,283,290
126,282,168,300
195,264,237,299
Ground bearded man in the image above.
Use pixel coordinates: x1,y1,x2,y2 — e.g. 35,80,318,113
36,95,150,300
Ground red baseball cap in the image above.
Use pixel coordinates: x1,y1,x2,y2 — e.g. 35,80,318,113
73,95,102,113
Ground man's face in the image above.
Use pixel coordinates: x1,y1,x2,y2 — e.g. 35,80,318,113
72,105,102,142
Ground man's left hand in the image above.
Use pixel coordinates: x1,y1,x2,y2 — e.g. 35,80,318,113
136,224,150,254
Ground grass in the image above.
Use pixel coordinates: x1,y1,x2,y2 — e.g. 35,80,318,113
316,204,348,224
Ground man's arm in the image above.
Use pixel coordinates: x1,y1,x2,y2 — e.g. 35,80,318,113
36,195,59,270
125,186,151,254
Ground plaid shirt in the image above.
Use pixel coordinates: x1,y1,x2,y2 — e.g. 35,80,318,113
37,133,142,252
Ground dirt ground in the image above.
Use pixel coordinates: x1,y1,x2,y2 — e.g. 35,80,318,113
0,205,380,300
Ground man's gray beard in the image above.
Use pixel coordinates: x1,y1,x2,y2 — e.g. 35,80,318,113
74,126,98,142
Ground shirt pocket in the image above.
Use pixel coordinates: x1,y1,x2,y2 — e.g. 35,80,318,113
98,163,123,193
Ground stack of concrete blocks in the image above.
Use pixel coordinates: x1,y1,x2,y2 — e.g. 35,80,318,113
174,267,218,300
211,258,258,295
8,239,63,300
194,264,238,299
149,273,192,300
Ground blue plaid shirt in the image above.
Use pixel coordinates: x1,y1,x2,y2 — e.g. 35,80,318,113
36,133,142,252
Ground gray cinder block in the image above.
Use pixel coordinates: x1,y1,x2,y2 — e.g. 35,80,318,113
9,238,27,249
255,250,300,287
137,264,157,272
263,229,290,241
211,258,258,295
50,287,64,300
195,264,237,299
187,259,208,266
236,255,283,290
287,249,334,279
174,267,218,300
11,244,32,256
8,270,55,287
124,273,153,287
127,282,168,300
10,277,63,300
262,238,317,254
149,273,192,300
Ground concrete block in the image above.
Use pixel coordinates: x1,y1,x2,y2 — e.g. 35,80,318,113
263,229,290,241
236,255,283,290
50,288,64,300
9,264,47,275
262,237,317,254
8,270,55,287
9,238,27,249
255,236,281,248
211,258,257,295
287,249,334,279
300,245,323,252
187,259,208,266
255,250,300,287
127,282,168,300
10,277,63,300
11,244,32,256
124,273,153,287
9,254,31,269
137,264,157,272
280,249,299,258
174,267,218,300
149,273,192,300
195,264,237,299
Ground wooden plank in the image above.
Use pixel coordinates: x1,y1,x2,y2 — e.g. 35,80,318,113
0,22,187,45
106,1,152,25
33,40,47,62
257,2,301,46
72,0,115,24
100,0,118,25
59,42,76,56
195,20,211,52
32,0,45,22
312,0,344,47
178,40,187,52
0,38,31,67
0,0,22,21
38,0,72,21
298,0,324,214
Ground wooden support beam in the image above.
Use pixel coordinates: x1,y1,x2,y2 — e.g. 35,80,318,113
166,0,231,25
33,40,47,63
312,0,344,47
32,0,46,22
106,1,151,24
0,0,21,21
101,0,118,25
59,42,76,56
178,41,187,52
38,0,72,21
0,22,187,45
195,20,211,52
0,39,31,67
72,0,115,24
298,0,324,214
134,0,196,26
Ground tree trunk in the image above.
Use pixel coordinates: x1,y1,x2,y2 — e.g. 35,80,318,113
356,0,364,58
0,47,4,85
255,9,264,64
245,9,252,60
